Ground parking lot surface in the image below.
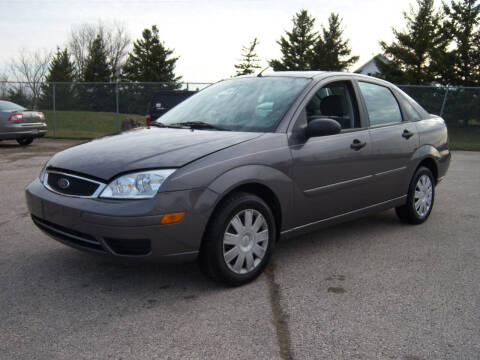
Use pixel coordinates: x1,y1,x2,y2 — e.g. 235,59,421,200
0,138,479,359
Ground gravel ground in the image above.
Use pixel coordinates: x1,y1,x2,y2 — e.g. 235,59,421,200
0,138,478,359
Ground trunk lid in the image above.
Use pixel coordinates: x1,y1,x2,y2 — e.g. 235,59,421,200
19,110,45,124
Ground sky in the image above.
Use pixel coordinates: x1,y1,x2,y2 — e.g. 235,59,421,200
0,0,417,83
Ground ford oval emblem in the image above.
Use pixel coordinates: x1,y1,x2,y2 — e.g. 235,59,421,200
57,178,70,189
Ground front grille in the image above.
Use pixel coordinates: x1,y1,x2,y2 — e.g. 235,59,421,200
46,171,101,197
104,237,151,256
32,215,105,252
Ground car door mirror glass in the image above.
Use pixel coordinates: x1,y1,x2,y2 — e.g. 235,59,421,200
305,118,341,138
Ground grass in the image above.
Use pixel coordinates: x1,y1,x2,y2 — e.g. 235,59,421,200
41,110,480,151
448,126,480,151
42,110,145,139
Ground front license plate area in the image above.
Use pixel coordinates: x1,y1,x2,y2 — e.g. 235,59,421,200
42,200,80,226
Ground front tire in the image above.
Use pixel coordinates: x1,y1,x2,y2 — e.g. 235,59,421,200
199,192,276,286
396,166,435,224
17,137,33,146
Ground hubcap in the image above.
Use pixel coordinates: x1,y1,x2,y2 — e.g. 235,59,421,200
223,209,269,274
414,175,433,218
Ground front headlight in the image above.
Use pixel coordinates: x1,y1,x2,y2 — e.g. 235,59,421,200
39,162,48,183
99,169,175,199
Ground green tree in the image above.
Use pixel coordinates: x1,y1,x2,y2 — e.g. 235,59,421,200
122,25,181,86
7,86,30,107
376,0,449,84
45,48,75,83
81,35,113,111
311,13,359,71
442,1,480,126
83,35,111,82
443,0,480,85
269,10,317,71
234,37,261,76
40,47,75,110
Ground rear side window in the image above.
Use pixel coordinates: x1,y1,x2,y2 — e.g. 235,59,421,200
400,96,421,121
397,90,426,120
358,82,402,126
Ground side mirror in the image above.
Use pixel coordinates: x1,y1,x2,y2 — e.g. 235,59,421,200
305,118,341,138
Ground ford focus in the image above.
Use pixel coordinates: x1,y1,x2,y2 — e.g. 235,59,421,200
26,72,451,285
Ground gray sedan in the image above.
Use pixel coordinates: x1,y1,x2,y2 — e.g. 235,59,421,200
0,100,47,145
26,72,450,285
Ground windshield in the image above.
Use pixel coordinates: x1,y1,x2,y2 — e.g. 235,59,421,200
155,77,311,132
0,100,25,111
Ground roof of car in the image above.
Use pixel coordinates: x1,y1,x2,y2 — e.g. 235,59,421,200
260,71,327,78
243,71,375,81
259,71,402,87
231,71,402,94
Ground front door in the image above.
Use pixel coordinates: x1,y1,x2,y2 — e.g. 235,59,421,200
289,80,375,228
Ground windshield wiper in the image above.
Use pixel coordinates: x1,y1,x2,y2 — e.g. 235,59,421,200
150,122,183,129
170,121,231,131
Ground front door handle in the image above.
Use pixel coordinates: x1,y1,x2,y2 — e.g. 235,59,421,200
402,129,414,139
350,139,366,151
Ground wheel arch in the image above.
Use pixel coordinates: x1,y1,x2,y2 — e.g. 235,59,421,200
416,157,438,184
204,165,295,242
411,145,440,184
217,182,283,239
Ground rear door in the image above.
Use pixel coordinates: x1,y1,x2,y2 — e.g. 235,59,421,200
288,77,376,227
356,80,419,203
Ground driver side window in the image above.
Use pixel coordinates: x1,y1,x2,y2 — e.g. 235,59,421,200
306,81,360,130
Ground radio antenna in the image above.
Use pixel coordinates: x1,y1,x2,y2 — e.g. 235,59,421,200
257,66,271,77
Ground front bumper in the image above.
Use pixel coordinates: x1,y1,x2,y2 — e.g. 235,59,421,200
26,178,217,262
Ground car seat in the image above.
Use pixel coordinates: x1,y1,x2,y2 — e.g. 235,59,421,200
320,95,348,129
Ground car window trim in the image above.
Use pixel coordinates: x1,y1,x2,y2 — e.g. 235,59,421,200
368,119,414,129
292,127,370,146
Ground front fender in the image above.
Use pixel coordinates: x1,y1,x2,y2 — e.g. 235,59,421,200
208,165,295,231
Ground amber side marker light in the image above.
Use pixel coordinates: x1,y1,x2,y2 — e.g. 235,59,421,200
160,212,185,224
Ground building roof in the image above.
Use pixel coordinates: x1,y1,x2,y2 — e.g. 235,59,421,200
355,54,388,74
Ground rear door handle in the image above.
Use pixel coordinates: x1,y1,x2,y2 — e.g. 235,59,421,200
350,139,366,151
402,129,414,139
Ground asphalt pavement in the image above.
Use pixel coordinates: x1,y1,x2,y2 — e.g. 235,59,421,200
0,138,478,359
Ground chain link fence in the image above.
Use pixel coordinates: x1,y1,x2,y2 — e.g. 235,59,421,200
0,81,211,138
398,84,480,150
397,85,480,126
1,80,479,148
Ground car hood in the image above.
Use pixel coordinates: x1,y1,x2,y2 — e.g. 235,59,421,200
47,127,262,180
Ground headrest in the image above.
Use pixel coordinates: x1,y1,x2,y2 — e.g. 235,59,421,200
320,95,345,117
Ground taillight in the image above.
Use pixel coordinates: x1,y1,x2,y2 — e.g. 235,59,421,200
8,113,23,122
146,114,151,126
37,112,45,122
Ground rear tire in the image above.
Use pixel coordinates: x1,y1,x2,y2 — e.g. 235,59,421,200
17,137,33,146
199,192,276,286
396,166,435,224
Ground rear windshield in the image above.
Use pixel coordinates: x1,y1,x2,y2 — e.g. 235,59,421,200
0,101,25,111
155,77,311,132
